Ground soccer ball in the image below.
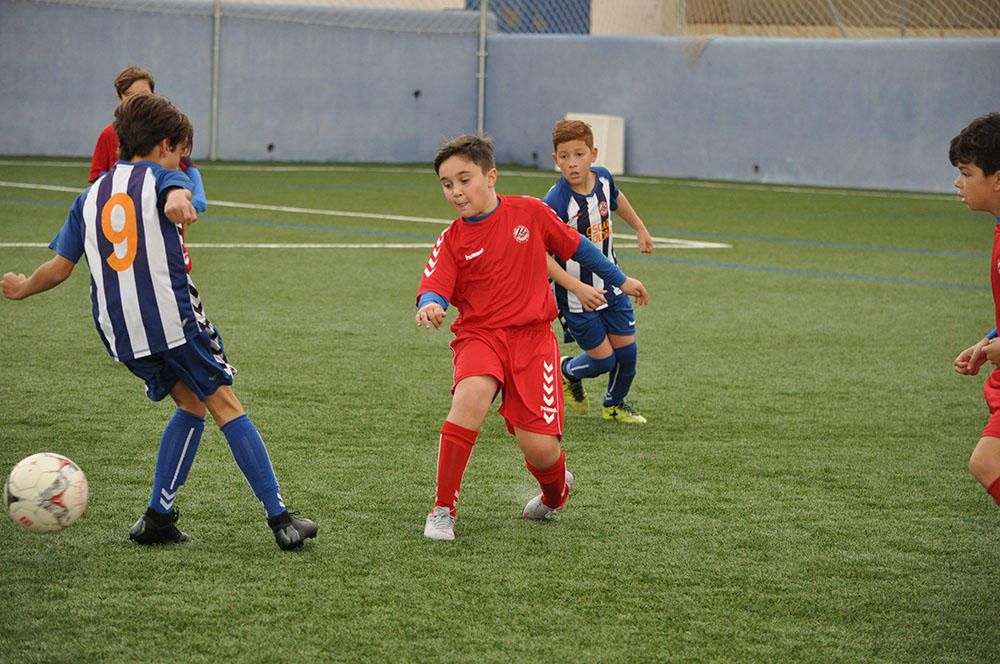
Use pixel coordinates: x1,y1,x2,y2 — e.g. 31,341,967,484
4,453,88,533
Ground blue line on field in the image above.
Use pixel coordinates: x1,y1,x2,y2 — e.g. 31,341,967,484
3,196,67,208
624,254,988,291
646,227,987,259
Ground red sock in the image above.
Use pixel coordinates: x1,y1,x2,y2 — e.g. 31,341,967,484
525,449,568,509
987,476,1000,505
434,420,478,517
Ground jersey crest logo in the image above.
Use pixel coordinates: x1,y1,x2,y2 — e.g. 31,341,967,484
598,201,609,218
513,225,530,243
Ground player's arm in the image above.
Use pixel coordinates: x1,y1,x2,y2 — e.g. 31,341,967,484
546,254,606,311
2,255,76,301
416,291,449,330
162,187,197,226
571,238,649,305
615,192,653,254
184,165,208,214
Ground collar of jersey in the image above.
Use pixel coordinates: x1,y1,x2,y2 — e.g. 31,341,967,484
464,196,502,223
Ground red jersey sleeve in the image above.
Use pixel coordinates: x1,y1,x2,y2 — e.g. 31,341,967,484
416,225,458,305
89,124,118,183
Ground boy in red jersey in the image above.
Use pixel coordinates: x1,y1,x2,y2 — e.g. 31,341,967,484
416,135,648,541
950,112,1000,506
90,66,207,213
90,66,206,273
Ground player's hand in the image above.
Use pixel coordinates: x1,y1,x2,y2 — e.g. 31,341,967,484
955,338,991,375
637,230,654,254
416,303,446,330
983,339,1000,368
620,277,648,305
572,284,607,311
1,272,27,300
164,189,198,226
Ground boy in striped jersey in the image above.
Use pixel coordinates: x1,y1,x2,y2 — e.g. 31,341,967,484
544,119,654,424
2,94,316,551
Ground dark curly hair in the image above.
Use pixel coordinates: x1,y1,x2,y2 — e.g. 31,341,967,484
950,112,1000,176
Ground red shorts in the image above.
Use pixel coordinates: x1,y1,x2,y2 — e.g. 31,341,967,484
450,325,564,437
983,368,1000,438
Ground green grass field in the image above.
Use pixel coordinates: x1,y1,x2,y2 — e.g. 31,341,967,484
1,157,998,662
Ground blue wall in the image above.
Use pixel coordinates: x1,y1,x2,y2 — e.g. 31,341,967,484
486,35,1000,193
0,0,996,192
0,0,482,163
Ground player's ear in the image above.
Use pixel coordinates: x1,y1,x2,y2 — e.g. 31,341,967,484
486,167,497,188
591,147,599,162
551,152,558,165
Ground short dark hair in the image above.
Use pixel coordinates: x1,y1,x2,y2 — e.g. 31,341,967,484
950,112,1000,176
434,134,495,175
113,94,192,161
114,65,155,99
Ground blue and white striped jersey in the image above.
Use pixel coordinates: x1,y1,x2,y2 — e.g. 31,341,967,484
543,165,621,314
50,161,199,361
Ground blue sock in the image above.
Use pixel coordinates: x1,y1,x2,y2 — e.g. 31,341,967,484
149,409,205,514
220,414,286,518
563,352,615,380
604,342,638,407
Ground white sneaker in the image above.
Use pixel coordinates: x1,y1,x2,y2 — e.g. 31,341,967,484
423,506,456,541
523,470,575,520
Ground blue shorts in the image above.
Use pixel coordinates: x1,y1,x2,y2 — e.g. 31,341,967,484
124,327,236,402
562,295,636,351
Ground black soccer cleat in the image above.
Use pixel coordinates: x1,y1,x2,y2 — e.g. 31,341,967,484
268,511,317,551
129,507,191,545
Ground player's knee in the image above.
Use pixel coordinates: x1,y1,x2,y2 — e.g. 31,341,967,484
205,386,245,427
591,353,616,375
968,440,1000,485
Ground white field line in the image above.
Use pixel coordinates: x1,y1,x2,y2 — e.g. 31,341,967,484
0,161,952,201
0,179,730,249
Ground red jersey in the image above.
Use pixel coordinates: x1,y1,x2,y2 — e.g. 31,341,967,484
89,125,119,184
418,195,581,332
993,222,1000,331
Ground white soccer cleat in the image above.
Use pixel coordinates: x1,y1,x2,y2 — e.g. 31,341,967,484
523,470,575,521
423,506,456,541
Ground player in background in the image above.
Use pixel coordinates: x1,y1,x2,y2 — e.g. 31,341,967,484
90,66,206,271
416,134,649,541
90,66,207,211
2,94,316,551
950,112,1000,510
544,119,654,424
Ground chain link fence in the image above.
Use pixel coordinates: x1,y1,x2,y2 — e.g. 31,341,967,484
28,0,999,37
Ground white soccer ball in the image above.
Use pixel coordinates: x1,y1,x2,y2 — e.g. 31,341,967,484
4,453,88,533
